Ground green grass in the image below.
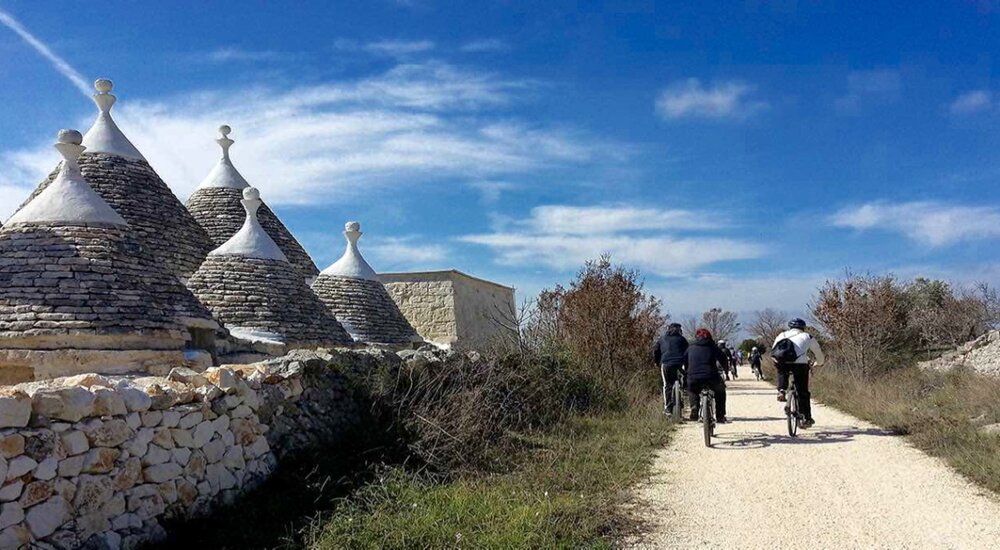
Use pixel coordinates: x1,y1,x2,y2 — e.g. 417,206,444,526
809,366,1000,495
307,401,672,549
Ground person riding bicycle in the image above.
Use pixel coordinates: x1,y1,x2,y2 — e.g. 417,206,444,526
750,346,763,377
653,323,688,415
728,344,739,378
684,328,728,424
772,318,825,428
717,340,732,380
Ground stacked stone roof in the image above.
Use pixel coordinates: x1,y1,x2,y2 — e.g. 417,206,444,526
187,188,352,348
312,222,420,345
18,80,214,280
0,130,198,353
185,126,319,281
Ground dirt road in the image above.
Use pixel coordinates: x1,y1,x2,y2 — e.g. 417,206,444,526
629,377,1000,549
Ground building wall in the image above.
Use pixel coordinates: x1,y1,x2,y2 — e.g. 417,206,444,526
380,276,458,346
453,275,517,350
380,271,515,349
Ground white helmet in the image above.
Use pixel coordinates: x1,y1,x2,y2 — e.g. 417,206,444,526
752,346,758,351
718,339,726,345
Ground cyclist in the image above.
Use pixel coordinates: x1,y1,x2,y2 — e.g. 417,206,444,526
718,340,732,380
684,328,728,424
729,344,739,378
750,346,763,378
772,318,825,428
653,323,688,415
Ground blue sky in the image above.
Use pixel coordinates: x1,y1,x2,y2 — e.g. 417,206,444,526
1,1,999,318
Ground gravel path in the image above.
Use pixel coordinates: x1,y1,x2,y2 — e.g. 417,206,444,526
629,377,1000,549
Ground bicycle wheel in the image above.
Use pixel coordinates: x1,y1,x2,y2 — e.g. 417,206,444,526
670,381,682,421
787,386,799,437
702,393,713,447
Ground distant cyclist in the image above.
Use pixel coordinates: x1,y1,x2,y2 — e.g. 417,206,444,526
684,328,728,424
771,318,825,428
653,323,688,415
728,345,739,378
750,346,763,378
718,340,732,380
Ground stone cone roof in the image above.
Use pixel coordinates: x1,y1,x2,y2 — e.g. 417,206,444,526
187,188,351,348
185,126,319,281
312,222,420,345
17,80,213,280
0,130,198,352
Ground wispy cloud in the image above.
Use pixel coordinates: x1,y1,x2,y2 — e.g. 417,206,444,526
461,204,761,276
366,236,450,271
830,201,1000,246
0,61,619,219
334,38,435,57
461,39,509,53
0,8,90,96
205,47,286,63
834,69,901,112
949,90,992,115
655,79,766,120
469,181,518,203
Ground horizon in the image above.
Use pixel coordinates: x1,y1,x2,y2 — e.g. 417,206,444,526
2,1,999,320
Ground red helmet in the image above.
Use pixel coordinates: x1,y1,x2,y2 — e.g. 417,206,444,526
695,328,712,340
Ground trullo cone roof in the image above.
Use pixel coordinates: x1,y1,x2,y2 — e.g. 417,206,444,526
187,187,352,347
0,130,206,352
312,222,421,345
16,79,214,280
185,126,319,280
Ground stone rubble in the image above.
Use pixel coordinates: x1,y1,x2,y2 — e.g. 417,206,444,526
919,329,1000,378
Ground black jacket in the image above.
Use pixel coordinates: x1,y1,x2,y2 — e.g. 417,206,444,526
653,332,688,367
683,337,728,383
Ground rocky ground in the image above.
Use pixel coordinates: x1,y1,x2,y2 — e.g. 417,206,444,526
919,329,1000,377
628,378,1000,549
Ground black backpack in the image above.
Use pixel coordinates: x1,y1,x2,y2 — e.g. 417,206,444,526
771,338,800,363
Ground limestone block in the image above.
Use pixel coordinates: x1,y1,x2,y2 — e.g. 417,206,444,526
33,457,58,480
0,435,24,459
140,411,162,428
192,421,215,447
74,475,113,515
59,430,88,456
111,458,141,492
141,445,170,467
57,455,84,478
6,456,36,480
82,418,133,447
170,428,194,448
0,502,23,530
31,386,95,422
81,448,119,474
0,391,31,429
0,481,22,502
151,428,174,450
142,462,181,483
24,496,70,538
170,447,191,466
178,412,203,430
18,479,52,507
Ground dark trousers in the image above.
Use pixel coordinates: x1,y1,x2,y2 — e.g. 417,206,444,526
776,363,812,420
661,364,683,410
688,378,727,420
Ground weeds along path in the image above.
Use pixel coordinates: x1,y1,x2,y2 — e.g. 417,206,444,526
628,377,1000,549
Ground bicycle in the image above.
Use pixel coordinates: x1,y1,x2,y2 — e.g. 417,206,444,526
752,363,763,381
785,374,803,437
669,369,686,422
700,388,715,447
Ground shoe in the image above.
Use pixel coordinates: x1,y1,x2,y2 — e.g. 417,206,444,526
716,417,729,424
801,419,815,429
777,392,787,402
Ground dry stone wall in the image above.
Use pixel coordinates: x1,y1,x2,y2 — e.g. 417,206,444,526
0,348,385,549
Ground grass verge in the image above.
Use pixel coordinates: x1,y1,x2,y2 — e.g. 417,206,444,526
810,366,1000,494
306,399,672,549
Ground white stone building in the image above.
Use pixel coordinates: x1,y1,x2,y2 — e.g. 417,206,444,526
379,270,516,349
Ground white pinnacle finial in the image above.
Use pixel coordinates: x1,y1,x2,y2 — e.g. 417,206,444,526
5,129,125,226
217,125,234,160
319,220,377,280
92,79,116,113
208,187,287,261
81,77,145,160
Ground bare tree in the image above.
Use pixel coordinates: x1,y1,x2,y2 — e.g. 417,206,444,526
749,308,787,345
686,307,740,342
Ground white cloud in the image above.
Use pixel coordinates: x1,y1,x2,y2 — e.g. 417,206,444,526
651,272,826,317
206,47,285,63
0,61,618,219
830,201,1000,246
468,181,518,203
461,39,509,53
524,205,718,234
949,90,992,115
335,39,435,57
365,236,450,271
834,69,901,112
461,204,762,276
655,79,766,120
